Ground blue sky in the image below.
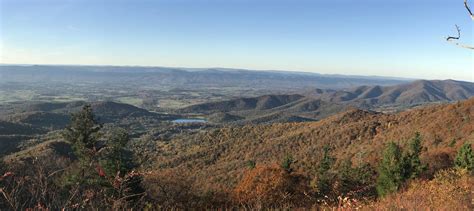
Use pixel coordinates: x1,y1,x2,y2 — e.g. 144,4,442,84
0,0,473,81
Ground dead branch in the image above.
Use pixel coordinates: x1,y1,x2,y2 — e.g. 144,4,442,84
447,0,474,49
446,25,461,41
465,0,474,20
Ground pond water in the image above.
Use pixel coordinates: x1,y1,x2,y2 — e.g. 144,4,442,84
172,118,207,123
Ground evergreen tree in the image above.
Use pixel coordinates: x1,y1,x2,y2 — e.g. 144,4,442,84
101,128,145,205
101,128,134,177
61,105,145,207
403,132,427,179
318,145,333,175
62,105,104,186
376,142,405,197
315,145,334,195
63,104,102,162
454,143,474,172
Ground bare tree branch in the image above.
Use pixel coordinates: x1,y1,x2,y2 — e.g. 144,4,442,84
465,0,474,20
446,24,474,49
446,1,474,49
446,25,461,41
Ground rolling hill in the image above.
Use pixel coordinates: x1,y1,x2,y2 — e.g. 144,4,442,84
180,94,348,124
2,101,177,125
0,121,46,155
180,94,306,114
0,101,180,156
179,80,474,124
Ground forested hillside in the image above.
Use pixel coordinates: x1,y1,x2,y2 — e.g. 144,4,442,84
1,97,473,209
144,97,474,192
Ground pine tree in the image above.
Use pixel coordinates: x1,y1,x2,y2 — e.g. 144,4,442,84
403,132,427,179
318,145,333,175
61,105,145,207
315,145,334,195
454,143,474,172
101,128,134,177
376,142,404,197
62,104,104,186
63,104,102,162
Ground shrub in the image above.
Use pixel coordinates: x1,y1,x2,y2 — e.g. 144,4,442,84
0,156,72,210
454,143,474,172
143,169,198,208
233,163,312,208
336,159,377,199
421,147,454,179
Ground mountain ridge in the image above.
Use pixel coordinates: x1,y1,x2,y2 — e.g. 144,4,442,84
0,65,410,90
312,80,474,107
179,80,474,124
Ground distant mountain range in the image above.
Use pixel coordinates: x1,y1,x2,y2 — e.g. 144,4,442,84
0,65,410,90
180,80,474,123
309,80,474,107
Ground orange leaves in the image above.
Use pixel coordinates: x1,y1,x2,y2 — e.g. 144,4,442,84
233,163,311,208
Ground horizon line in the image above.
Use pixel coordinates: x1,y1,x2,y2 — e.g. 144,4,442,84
0,62,421,81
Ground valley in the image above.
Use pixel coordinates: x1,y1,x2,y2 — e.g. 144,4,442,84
0,65,473,209
1,66,472,158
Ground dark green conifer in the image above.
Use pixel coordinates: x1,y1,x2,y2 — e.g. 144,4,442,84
376,142,404,197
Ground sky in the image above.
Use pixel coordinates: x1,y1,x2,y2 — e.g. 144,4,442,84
0,0,473,81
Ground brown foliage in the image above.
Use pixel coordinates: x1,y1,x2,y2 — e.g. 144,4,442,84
233,163,312,208
143,169,197,208
143,169,231,209
421,147,456,179
368,168,474,210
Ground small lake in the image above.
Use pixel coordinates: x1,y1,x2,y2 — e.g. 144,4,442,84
172,118,207,123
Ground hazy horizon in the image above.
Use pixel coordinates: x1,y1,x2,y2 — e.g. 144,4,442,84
2,62,474,82
1,0,473,81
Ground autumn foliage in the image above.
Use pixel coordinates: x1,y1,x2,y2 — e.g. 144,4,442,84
369,168,474,210
1,98,474,209
233,163,312,208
